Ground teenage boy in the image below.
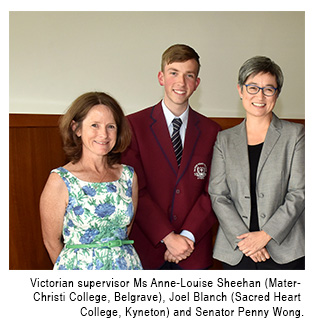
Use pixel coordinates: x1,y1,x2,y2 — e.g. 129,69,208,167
122,44,220,269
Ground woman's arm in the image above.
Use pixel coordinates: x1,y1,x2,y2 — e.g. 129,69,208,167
209,134,250,250
40,173,68,264
261,126,305,244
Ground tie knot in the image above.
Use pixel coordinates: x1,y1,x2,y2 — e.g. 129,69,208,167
172,118,182,131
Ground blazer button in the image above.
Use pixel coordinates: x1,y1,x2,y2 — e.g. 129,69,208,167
176,189,180,194
173,215,177,221
259,193,264,198
260,213,266,218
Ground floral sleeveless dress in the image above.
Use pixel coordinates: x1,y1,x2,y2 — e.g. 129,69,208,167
51,165,142,270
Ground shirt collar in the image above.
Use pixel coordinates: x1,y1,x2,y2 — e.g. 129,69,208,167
161,100,189,128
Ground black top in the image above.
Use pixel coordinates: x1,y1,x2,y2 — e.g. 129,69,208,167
248,143,263,232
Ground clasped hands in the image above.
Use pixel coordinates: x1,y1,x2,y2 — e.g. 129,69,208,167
237,231,272,263
163,232,194,264
162,230,272,264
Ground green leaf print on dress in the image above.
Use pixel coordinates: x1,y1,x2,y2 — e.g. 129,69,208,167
51,165,142,270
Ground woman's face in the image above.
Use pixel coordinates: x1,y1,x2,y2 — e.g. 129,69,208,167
238,72,278,119
76,104,117,158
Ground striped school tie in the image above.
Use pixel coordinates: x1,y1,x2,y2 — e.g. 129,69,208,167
171,118,183,166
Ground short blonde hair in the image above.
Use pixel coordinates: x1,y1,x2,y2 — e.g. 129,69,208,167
59,92,131,166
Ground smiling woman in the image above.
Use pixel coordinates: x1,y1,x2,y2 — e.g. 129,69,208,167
39,92,143,270
209,56,305,270
59,92,131,166
73,105,118,161
238,72,278,139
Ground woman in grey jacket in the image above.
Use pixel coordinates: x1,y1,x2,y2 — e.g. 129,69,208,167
209,56,305,269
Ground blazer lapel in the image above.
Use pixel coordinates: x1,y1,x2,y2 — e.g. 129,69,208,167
257,113,282,181
149,103,179,175
233,119,251,190
177,108,201,180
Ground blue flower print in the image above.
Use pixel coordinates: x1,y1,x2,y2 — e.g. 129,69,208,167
96,259,103,270
62,177,71,192
125,173,133,197
115,257,127,270
66,197,76,214
125,202,133,219
64,227,70,237
101,237,113,243
95,203,115,218
80,229,99,244
59,167,68,173
106,184,117,193
73,205,84,216
51,165,142,270
115,228,126,240
124,244,134,256
125,184,132,197
82,185,96,197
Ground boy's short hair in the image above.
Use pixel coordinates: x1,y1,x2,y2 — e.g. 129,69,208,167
161,44,200,76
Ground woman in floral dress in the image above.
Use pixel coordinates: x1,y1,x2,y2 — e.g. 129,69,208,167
40,92,142,270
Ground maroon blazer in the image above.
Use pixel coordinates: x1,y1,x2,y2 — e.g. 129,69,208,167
121,102,221,269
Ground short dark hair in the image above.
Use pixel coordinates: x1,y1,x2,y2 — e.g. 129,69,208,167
59,92,131,166
238,56,284,95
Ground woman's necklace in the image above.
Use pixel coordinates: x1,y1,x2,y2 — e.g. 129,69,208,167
80,160,109,183
97,169,108,183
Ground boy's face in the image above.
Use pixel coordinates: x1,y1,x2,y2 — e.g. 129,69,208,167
158,59,200,115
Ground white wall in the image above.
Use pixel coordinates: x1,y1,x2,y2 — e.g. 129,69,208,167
9,11,305,118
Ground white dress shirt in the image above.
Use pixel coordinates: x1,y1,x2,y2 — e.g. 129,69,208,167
161,100,189,147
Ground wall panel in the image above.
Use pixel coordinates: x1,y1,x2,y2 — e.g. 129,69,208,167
9,115,66,269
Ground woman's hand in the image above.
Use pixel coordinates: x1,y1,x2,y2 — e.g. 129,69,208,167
249,247,270,262
237,231,271,257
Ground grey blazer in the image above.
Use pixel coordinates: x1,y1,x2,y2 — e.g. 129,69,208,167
209,113,305,265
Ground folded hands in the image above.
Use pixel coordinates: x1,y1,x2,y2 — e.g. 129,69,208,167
237,230,272,262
